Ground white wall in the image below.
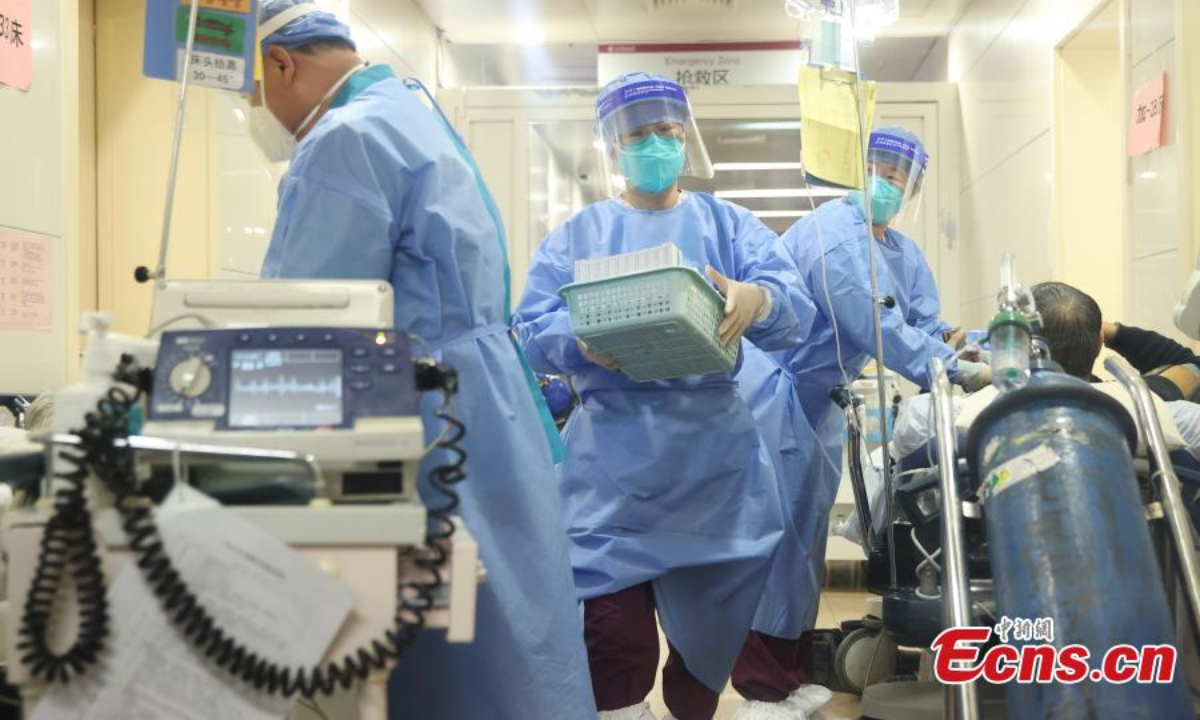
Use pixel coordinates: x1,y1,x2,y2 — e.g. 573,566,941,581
948,0,1190,339
949,0,1118,329
349,0,439,84
912,35,950,81
1125,0,1181,332
1055,7,1124,320
0,0,82,393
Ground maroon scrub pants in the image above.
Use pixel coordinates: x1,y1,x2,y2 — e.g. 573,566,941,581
731,631,815,703
584,583,721,720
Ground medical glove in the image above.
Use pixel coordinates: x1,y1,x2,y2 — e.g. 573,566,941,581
706,266,769,347
577,339,620,371
957,344,990,364
618,134,686,194
955,360,993,393
849,176,905,225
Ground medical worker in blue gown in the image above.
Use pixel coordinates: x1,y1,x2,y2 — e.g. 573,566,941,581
513,73,811,720
728,127,990,718
251,3,595,718
779,126,990,462
729,348,839,720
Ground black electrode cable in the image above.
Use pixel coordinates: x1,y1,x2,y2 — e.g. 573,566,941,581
18,356,467,697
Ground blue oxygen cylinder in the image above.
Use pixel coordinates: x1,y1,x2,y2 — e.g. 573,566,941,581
966,372,1191,718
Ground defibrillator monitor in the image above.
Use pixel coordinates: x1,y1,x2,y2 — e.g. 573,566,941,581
143,327,425,503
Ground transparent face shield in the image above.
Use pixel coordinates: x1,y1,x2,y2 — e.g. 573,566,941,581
853,131,928,232
595,79,714,199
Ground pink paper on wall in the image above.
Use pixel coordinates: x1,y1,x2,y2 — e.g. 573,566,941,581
1127,72,1167,156
0,227,51,330
0,0,32,91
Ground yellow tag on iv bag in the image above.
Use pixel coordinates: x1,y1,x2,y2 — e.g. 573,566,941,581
798,65,877,189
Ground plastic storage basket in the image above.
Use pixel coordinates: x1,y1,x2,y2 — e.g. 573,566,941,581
559,267,737,382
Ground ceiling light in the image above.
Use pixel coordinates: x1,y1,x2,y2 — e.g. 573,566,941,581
516,23,546,46
715,188,850,199
730,121,802,131
713,162,805,172
1140,171,1158,180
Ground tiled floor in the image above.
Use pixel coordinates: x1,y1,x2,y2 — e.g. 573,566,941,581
296,592,877,720
646,591,872,720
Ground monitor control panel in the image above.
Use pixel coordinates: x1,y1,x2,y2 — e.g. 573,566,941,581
149,327,419,430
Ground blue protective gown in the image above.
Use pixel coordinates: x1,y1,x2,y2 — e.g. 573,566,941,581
513,192,808,693
260,66,596,720
775,198,957,540
735,346,838,639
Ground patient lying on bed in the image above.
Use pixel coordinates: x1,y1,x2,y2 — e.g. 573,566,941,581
893,281,1200,462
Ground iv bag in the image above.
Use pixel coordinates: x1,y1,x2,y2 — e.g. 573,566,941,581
786,0,898,23
791,0,901,68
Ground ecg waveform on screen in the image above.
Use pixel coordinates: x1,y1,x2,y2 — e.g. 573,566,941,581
232,377,343,399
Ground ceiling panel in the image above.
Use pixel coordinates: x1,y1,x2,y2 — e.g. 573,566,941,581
446,43,601,86
417,0,595,44
588,0,804,43
415,0,967,45
859,35,938,80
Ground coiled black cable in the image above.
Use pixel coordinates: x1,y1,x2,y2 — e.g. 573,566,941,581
16,370,142,682
18,356,467,698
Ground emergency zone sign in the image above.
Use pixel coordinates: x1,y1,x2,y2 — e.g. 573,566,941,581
144,0,258,93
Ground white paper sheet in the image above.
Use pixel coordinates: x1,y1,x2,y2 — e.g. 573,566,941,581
574,242,684,283
32,489,353,720
0,227,51,330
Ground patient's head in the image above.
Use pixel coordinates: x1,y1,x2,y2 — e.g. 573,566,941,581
1031,282,1103,379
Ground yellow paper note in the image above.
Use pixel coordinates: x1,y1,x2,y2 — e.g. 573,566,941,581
798,65,877,189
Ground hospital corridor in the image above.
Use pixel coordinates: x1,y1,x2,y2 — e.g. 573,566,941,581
1,0,1200,718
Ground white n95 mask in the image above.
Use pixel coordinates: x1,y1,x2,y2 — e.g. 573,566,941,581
249,104,297,163
249,63,367,164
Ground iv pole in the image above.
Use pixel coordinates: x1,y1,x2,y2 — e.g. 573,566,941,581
846,0,899,589
135,0,204,285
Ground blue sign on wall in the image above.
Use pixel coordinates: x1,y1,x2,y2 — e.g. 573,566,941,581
143,0,258,93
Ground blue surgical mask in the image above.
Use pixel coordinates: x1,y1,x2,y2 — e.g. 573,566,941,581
618,134,686,194
849,176,905,224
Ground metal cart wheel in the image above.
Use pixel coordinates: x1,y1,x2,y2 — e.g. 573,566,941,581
834,626,897,695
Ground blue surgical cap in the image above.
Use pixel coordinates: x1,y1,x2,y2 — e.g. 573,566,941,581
596,72,691,141
259,0,356,53
869,125,929,176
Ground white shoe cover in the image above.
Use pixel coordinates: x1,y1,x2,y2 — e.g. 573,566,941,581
731,700,802,720
784,685,833,713
598,702,658,720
